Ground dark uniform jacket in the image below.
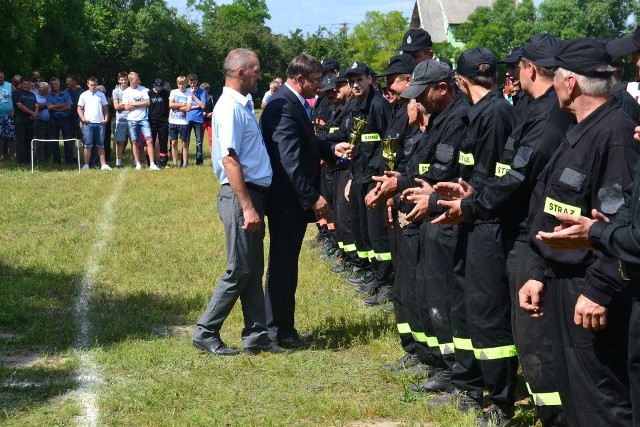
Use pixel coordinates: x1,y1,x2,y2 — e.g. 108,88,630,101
460,86,573,238
590,159,640,284
527,97,640,307
384,100,422,173
345,89,392,184
261,85,336,223
392,91,470,223
456,88,520,223
611,82,640,123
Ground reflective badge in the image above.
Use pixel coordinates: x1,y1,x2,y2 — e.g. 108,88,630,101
543,197,582,216
495,162,511,177
351,62,358,69
361,133,381,143
329,127,339,134
419,163,431,174
458,151,475,166
407,35,412,44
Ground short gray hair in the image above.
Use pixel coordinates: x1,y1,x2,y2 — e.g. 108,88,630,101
223,48,258,77
556,67,614,96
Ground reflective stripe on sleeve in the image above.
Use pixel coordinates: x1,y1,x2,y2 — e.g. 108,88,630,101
452,337,474,351
439,342,455,355
357,251,369,259
375,252,392,261
343,244,357,252
397,323,412,334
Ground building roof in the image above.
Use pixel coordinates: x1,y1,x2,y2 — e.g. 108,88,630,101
411,0,495,43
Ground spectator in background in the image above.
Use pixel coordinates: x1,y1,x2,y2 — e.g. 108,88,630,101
112,71,130,168
0,71,14,161
35,81,52,163
169,75,191,168
246,93,255,113
148,78,170,168
200,82,215,151
47,77,72,166
77,77,110,170
13,76,38,164
186,73,207,165
65,74,84,164
123,71,158,170
260,81,279,109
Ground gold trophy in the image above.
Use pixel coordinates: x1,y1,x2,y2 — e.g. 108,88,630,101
339,116,367,164
381,137,399,171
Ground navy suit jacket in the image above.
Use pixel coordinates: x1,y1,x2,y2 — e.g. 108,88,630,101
260,85,335,223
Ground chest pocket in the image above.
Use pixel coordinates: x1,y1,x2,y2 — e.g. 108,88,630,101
544,167,587,216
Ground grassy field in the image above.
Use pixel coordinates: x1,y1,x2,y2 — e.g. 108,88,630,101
0,143,538,426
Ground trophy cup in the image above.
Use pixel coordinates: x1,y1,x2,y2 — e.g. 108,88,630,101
338,116,367,164
381,137,399,171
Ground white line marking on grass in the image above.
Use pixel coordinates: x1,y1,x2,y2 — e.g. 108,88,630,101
74,171,127,427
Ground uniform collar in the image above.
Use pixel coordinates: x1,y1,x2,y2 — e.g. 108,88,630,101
565,96,616,147
466,88,504,123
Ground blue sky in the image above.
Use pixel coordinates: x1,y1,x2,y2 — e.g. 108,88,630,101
166,0,415,35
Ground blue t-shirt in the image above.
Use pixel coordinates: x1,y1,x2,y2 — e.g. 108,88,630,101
186,87,207,123
0,82,13,117
47,91,72,118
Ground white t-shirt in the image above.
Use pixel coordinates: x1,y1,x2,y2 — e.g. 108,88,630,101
78,90,107,123
122,85,149,121
169,89,191,125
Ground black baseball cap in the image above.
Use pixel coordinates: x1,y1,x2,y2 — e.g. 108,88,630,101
536,38,616,78
456,47,497,77
522,33,563,64
435,57,453,70
401,60,452,99
498,47,522,64
335,69,349,83
345,61,369,76
153,78,164,89
376,54,417,77
321,58,340,72
607,26,640,57
321,74,337,92
398,28,433,51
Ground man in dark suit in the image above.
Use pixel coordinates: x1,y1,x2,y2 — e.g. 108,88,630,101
261,54,350,349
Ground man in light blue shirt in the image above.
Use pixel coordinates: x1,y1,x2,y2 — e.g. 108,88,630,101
193,48,282,356
0,71,14,160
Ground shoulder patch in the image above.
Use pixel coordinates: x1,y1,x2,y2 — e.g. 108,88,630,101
435,144,455,163
598,183,625,215
512,146,533,169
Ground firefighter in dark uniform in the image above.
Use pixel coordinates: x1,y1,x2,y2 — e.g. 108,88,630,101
606,28,640,123
535,130,640,426
364,54,440,373
500,46,531,116
341,61,392,302
432,33,570,427
405,47,520,423
519,38,639,427
398,28,434,63
372,59,470,390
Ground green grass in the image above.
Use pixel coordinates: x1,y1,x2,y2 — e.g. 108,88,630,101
0,145,539,426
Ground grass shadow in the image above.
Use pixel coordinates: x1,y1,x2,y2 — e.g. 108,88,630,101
312,311,395,350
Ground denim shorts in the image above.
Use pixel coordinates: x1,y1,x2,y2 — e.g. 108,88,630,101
127,119,152,144
169,123,190,142
114,118,130,142
82,123,105,148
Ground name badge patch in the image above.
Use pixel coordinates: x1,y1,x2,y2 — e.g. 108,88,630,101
361,133,381,143
329,127,339,134
418,163,431,174
495,162,511,177
543,197,582,216
459,151,475,166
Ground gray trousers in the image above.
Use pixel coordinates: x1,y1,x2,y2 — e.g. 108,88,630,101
194,184,270,348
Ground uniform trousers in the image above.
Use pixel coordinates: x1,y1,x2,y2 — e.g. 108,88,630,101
418,220,458,371
507,241,564,426
349,181,393,287
450,222,518,408
398,228,442,366
549,276,631,426
630,290,640,427
334,170,360,267
194,184,270,348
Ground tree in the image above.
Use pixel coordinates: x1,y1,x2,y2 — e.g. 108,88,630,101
347,11,408,73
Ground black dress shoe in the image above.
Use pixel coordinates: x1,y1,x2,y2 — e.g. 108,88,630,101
193,338,240,356
243,342,287,355
278,336,311,349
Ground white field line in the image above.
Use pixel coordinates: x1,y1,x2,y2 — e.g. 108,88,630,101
74,171,127,427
